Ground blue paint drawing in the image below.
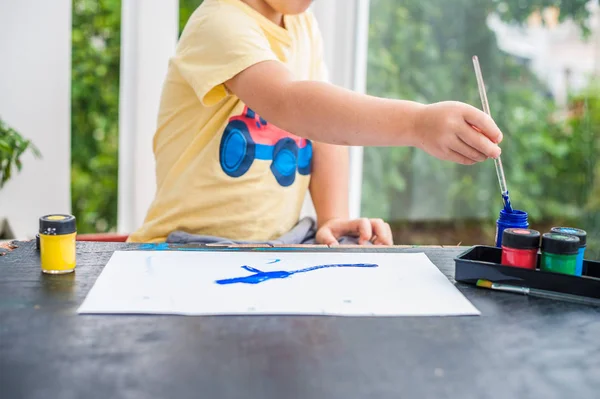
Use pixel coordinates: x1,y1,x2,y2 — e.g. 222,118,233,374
215,263,378,285
267,259,281,264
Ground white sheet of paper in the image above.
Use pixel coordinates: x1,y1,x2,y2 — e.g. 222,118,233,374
77,250,480,316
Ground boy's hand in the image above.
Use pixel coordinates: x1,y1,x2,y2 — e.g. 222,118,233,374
316,218,393,246
413,101,503,165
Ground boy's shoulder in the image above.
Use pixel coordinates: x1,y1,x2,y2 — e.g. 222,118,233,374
177,0,322,59
185,0,318,32
178,0,265,50
184,0,253,28
289,8,320,30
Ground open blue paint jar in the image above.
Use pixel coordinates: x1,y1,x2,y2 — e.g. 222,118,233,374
550,227,586,276
495,209,528,247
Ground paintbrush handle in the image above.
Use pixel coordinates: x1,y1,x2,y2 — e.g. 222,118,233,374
473,56,492,116
472,56,509,196
493,157,508,195
529,288,600,307
489,281,600,307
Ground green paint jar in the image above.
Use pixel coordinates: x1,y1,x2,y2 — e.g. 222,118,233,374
540,233,580,276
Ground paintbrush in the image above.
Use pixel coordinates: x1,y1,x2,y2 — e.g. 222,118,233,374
472,56,513,213
476,279,600,307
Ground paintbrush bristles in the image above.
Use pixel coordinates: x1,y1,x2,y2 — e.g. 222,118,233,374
476,279,493,289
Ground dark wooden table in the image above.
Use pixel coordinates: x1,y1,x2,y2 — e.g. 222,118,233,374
2,241,600,399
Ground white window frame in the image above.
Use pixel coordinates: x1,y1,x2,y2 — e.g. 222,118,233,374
117,0,179,233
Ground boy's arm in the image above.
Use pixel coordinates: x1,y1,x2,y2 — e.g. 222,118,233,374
309,142,349,224
309,142,393,245
226,61,503,164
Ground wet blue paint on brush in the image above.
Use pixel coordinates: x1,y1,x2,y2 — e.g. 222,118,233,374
215,263,378,285
502,191,513,213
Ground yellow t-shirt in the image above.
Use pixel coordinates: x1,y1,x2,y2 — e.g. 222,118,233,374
128,0,327,243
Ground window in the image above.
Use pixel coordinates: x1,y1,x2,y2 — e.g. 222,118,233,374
362,0,600,254
71,0,122,233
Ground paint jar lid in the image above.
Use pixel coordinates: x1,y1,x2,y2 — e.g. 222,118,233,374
39,214,76,235
502,228,540,249
541,233,580,255
550,227,586,247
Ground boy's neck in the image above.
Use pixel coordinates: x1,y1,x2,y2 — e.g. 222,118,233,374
240,0,284,27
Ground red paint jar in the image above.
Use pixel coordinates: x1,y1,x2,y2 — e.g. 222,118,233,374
501,228,541,269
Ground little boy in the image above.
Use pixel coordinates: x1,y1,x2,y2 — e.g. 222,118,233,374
128,0,502,245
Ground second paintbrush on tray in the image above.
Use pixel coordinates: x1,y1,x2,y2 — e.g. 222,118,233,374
454,245,600,300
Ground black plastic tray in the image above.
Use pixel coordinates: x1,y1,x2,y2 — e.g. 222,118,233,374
455,245,600,299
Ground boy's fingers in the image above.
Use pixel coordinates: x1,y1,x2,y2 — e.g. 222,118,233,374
464,108,503,144
385,222,394,245
448,149,477,165
461,123,501,159
370,219,393,245
352,218,373,245
317,227,339,246
374,237,391,246
452,137,487,163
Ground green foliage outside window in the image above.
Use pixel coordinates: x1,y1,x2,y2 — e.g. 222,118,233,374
362,0,599,247
71,0,121,233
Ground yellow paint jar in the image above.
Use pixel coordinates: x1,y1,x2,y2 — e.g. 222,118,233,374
39,214,77,274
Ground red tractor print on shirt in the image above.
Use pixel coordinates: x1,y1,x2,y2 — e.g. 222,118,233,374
219,106,312,187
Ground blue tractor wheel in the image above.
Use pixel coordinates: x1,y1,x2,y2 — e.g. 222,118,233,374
297,140,312,176
271,138,298,187
219,120,255,178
